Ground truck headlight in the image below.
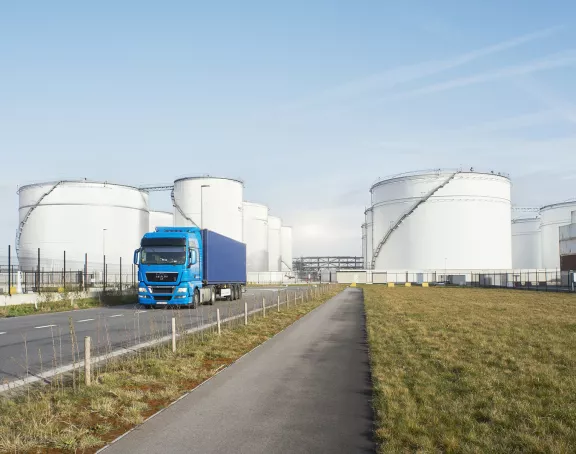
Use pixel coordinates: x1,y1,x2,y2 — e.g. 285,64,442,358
138,286,148,293
177,287,187,293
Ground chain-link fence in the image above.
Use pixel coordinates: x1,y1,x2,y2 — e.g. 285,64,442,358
0,247,137,295
470,269,575,292
336,269,576,293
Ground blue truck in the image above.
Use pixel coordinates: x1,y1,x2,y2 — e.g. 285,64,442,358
134,227,247,307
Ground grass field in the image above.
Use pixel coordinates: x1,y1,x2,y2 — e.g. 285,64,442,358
0,293,136,318
364,286,576,453
0,285,342,453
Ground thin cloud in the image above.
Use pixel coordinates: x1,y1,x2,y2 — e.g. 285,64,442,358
517,78,576,124
280,26,562,110
378,50,576,101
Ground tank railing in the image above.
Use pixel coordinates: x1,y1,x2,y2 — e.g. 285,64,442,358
370,167,510,188
170,188,198,227
371,171,459,269
15,181,65,255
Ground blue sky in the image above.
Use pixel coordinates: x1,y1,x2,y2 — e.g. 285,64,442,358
1,0,575,256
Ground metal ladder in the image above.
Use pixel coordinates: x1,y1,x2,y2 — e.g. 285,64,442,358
171,188,198,227
371,171,459,269
15,181,64,255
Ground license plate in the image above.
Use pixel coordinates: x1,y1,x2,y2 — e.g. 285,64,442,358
221,289,231,296
156,302,168,305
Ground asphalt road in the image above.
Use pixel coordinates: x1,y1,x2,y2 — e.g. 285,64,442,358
0,287,304,384
103,287,375,454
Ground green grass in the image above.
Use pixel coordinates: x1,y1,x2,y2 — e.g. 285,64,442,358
364,286,576,454
0,293,136,318
0,285,343,453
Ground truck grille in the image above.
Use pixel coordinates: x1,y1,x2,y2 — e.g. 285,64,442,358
146,272,178,282
153,295,172,301
150,286,175,294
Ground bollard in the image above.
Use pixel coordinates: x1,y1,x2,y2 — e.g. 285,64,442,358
262,297,266,317
217,308,221,335
84,336,91,386
244,302,248,325
277,294,280,312
172,317,176,352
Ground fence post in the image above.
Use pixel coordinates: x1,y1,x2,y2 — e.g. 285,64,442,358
7,245,11,296
262,297,266,317
277,294,280,312
84,336,91,386
37,247,41,294
172,317,177,351
216,309,221,335
84,253,88,291
63,250,66,290
244,302,248,325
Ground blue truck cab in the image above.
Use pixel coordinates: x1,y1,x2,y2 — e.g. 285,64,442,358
134,227,247,307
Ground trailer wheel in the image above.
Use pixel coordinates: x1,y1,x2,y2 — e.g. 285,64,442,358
233,285,238,301
210,287,215,305
193,289,200,308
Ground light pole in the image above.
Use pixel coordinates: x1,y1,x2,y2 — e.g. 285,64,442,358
103,229,107,288
102,229,107,258
444,257,447,283
200,185,210,229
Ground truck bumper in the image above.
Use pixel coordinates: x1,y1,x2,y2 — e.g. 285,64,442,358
138,295,192,306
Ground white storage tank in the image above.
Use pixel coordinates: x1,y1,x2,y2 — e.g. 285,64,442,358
17,181,149,269
369,170,512,270
268,216,282,272
511,217,541,269
540,201,576,269
172,176,244,242
149,210,174,232
280,225,293,271
243,201,269,272
365,208,373,269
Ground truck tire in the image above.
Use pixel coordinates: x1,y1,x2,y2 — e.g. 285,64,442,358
210,287,215,305
193,289,200,309
233,285,238,301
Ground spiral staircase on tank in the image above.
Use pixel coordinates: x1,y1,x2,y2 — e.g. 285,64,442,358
15,181,65,256
170,188,198,227
370,171,459,269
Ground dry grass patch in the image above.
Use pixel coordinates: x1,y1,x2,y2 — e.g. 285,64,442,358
364,286,576,453
0,285,344,453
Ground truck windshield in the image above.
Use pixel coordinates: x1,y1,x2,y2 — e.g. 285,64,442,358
141,247,186,265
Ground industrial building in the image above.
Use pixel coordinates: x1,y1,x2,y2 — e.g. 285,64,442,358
15,176,293,276
559,211,576,271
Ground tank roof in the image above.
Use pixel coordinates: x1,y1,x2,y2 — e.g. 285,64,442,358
173,175,244,186
370,168,510,192
243,201,268,208
511,217,540,223
17,179,143,194
540,199,576,212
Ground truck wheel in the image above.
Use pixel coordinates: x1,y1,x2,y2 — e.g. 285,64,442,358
193,289,200,309
232,285,238,301
210,287,215,305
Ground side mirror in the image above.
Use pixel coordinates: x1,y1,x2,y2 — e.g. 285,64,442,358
133,248,140,265
190,249,198,265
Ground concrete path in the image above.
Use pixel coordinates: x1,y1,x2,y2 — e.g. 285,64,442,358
103,288,375,454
